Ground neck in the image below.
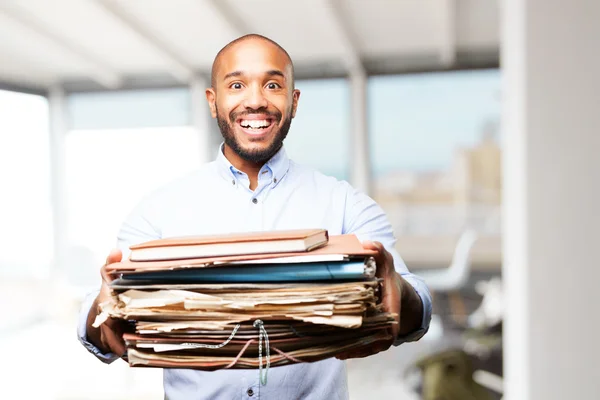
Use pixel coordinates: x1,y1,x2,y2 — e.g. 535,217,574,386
223,144,265,190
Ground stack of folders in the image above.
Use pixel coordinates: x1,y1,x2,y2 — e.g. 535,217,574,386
95,229,397,373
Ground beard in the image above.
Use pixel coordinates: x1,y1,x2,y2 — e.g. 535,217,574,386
216,105,292,164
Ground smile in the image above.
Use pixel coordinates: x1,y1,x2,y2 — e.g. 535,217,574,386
239,119,273,130
236,116,276,137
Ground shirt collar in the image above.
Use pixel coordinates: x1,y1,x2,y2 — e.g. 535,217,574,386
214,143,290,184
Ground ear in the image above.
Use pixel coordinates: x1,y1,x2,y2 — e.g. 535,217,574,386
205,88,217,118
291,89,301,118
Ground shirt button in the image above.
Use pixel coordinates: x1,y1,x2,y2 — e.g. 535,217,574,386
247,388,254,396
231,180,235,185
252,198,258,204
273,177,277,183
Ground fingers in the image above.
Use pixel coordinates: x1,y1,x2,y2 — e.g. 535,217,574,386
101,319,127,356
336,341,391,360
101,248,123,284
336,351,357,360
97,249,126,355
336,349,372,360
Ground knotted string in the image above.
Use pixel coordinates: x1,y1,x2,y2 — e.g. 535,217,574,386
253,319,270,385
174,319,302,386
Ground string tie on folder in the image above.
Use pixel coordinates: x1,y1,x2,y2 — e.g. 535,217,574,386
254,319,270,386
224,339,255,369
175,319,283,385
179,324,241,349
271,346,303,364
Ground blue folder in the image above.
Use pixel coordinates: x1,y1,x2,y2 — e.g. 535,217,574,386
121,260,374,283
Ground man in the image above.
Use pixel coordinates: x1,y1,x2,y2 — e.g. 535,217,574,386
78,34,432,399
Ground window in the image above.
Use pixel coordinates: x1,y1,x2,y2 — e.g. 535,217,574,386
64,88,202,287
0,90,52,279
284,79,350,181
65,127,202,264
368,70,501,267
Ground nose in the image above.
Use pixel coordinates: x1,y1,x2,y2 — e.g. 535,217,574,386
242,84,268,110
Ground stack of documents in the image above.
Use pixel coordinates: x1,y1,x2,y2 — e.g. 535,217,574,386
96,230,397,370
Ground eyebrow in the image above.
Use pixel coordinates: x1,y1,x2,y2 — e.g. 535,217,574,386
223,71,243,81
266,70,285,79
222,69,286,81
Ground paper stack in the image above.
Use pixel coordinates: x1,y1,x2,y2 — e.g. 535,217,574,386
96,230,397,373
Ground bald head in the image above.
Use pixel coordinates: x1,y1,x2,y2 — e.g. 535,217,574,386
210,34,295,89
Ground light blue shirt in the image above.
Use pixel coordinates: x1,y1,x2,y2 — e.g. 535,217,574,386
78,145,432,400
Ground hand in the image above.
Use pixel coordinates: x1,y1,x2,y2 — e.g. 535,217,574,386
336,241,400,360
86,249,128,356
335,338,393,361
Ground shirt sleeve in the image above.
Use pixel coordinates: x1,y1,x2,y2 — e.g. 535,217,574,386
342,183,432,345
76,197,162,362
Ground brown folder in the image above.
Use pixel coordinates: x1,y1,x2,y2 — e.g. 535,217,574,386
108,234,376,274
125,331,393,370
128,229,328,262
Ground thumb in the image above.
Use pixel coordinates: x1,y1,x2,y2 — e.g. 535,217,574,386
361,240,376,250
105,248,123,266
361,240,384,252
101,248,123,284
361,241,385,266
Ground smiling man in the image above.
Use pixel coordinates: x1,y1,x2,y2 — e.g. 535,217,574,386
208,35,299,190
78,34,432,400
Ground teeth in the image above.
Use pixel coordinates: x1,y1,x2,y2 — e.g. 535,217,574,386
241,119,270,129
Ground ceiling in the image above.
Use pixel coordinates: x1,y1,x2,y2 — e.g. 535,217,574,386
0,0,499,93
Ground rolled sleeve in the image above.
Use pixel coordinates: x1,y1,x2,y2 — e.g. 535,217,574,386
77,291,119,364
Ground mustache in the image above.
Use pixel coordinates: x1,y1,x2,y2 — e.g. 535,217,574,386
229,108,282,124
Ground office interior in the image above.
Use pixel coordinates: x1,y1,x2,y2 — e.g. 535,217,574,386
0,1,597,399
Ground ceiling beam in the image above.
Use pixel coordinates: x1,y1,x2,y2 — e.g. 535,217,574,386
94,0,195,83
439,0,457,66
205,0,252,37
0,2,121,89
322,0,363,74
0,79,48,96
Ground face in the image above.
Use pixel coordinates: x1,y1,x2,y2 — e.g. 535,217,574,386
206,39,300,164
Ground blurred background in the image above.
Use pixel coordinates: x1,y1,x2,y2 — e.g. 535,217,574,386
0,1,597,399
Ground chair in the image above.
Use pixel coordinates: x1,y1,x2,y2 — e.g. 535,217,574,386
417,229,478,324
417,229,478,292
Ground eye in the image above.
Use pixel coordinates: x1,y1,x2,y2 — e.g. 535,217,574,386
266,82,281,89
229,82,243,90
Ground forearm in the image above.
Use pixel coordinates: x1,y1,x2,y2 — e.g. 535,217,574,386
385,272,423,336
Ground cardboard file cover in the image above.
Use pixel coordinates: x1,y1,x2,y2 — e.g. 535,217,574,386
108,234,376,274
128,229,328,262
